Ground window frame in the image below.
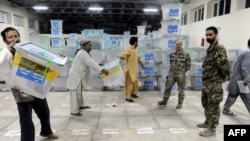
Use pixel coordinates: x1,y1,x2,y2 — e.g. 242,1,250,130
14,15,24,27
213,0,231,17
194,6,204,22
0,11,8,23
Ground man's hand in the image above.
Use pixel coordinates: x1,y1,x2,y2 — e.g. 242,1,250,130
141,64,145,69
58,53,66,57
243,81,248,86
101,69,109,75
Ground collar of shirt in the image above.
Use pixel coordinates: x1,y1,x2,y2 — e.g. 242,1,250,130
207,41,219,52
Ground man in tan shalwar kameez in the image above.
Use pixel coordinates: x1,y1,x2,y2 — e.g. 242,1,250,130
119,36,144,102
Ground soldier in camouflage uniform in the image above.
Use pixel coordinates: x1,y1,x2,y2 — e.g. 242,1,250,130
197,26,230,137
158,39,191,109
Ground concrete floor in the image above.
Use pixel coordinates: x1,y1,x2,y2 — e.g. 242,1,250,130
0,86,249,141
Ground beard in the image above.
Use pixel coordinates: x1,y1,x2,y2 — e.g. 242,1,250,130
206,38,215,43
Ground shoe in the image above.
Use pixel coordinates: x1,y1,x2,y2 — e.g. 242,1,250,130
79,106,91,109
199,129,216,137
71,112,82,116
126,98,134,102
131,94,139,98
40,132,59,139
197,123,209,128
223,109,236,116
158,100,167,106
176,104,182,109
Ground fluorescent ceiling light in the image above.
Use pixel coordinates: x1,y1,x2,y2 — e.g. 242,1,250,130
32,5,49,10
143,8,158,12
88,7,104,11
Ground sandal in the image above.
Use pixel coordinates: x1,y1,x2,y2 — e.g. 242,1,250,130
223,109,237,116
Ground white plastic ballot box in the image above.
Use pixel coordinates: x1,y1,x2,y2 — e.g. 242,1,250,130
7,42,67,99
101,59,124,86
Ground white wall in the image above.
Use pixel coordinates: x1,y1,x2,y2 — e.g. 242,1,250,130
181,0,250,49
0,0,46,47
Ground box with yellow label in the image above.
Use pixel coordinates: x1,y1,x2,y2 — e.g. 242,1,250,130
101,59,124,88
7,42,67,99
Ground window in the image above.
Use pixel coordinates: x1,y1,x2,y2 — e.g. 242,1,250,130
246,0,250,8
194,7,204,22
28,19,35,28
213,0,231,17
14,15,24,26
181,13,188,25
0,11,8,23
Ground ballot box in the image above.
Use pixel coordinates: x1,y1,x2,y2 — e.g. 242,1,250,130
7,42,67,99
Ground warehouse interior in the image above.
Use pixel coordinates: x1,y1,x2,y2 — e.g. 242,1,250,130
0,0,250,140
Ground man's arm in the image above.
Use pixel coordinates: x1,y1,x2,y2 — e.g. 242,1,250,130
185,53,191,71
216,46,230,81
240,52,250,85
138,58,145,69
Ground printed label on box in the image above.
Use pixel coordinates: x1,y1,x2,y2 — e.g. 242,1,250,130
168,25,178,33
16,57,48,84
195,80,203,88
144,67,154,74
145,53,154,61
169,9,179,17
144,80,154,87
168,40,175,48
197,68,203,74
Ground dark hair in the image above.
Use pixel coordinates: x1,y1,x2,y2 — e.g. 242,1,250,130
206,26,218,34
1,27,20,42
248,38,250,46
129,36,138,45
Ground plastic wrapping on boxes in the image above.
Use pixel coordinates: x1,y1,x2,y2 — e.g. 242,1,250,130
51,20,63,29
162,52,171,66
137,26,145,35
8,42,67,99
91,76,104,91
87,37,104,50
142,78,155,90
51,29,63,38
91,49,104,63
30,35,50,49
161,4,182,21
66,39,78,47
69,33,78,40
52,77,68,91
105,50,121,62
190,77,202,91
142,65,155,77
190,62,203,77
57,64,70,78
161,21,180,35
142,52,155,64
187,48,206,61
51,38,65,47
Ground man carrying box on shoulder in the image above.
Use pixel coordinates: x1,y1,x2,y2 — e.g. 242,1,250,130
0,27,58,141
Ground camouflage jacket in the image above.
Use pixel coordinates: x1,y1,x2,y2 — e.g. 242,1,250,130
169,51,191,75
202,41,230,83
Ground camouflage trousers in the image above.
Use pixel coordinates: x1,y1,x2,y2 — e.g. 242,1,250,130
201,81,223,129
163,74,186,104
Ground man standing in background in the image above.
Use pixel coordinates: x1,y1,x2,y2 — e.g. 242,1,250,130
197,26,230,137
119,36,144,102
158,39,191,109
223,38,250,116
